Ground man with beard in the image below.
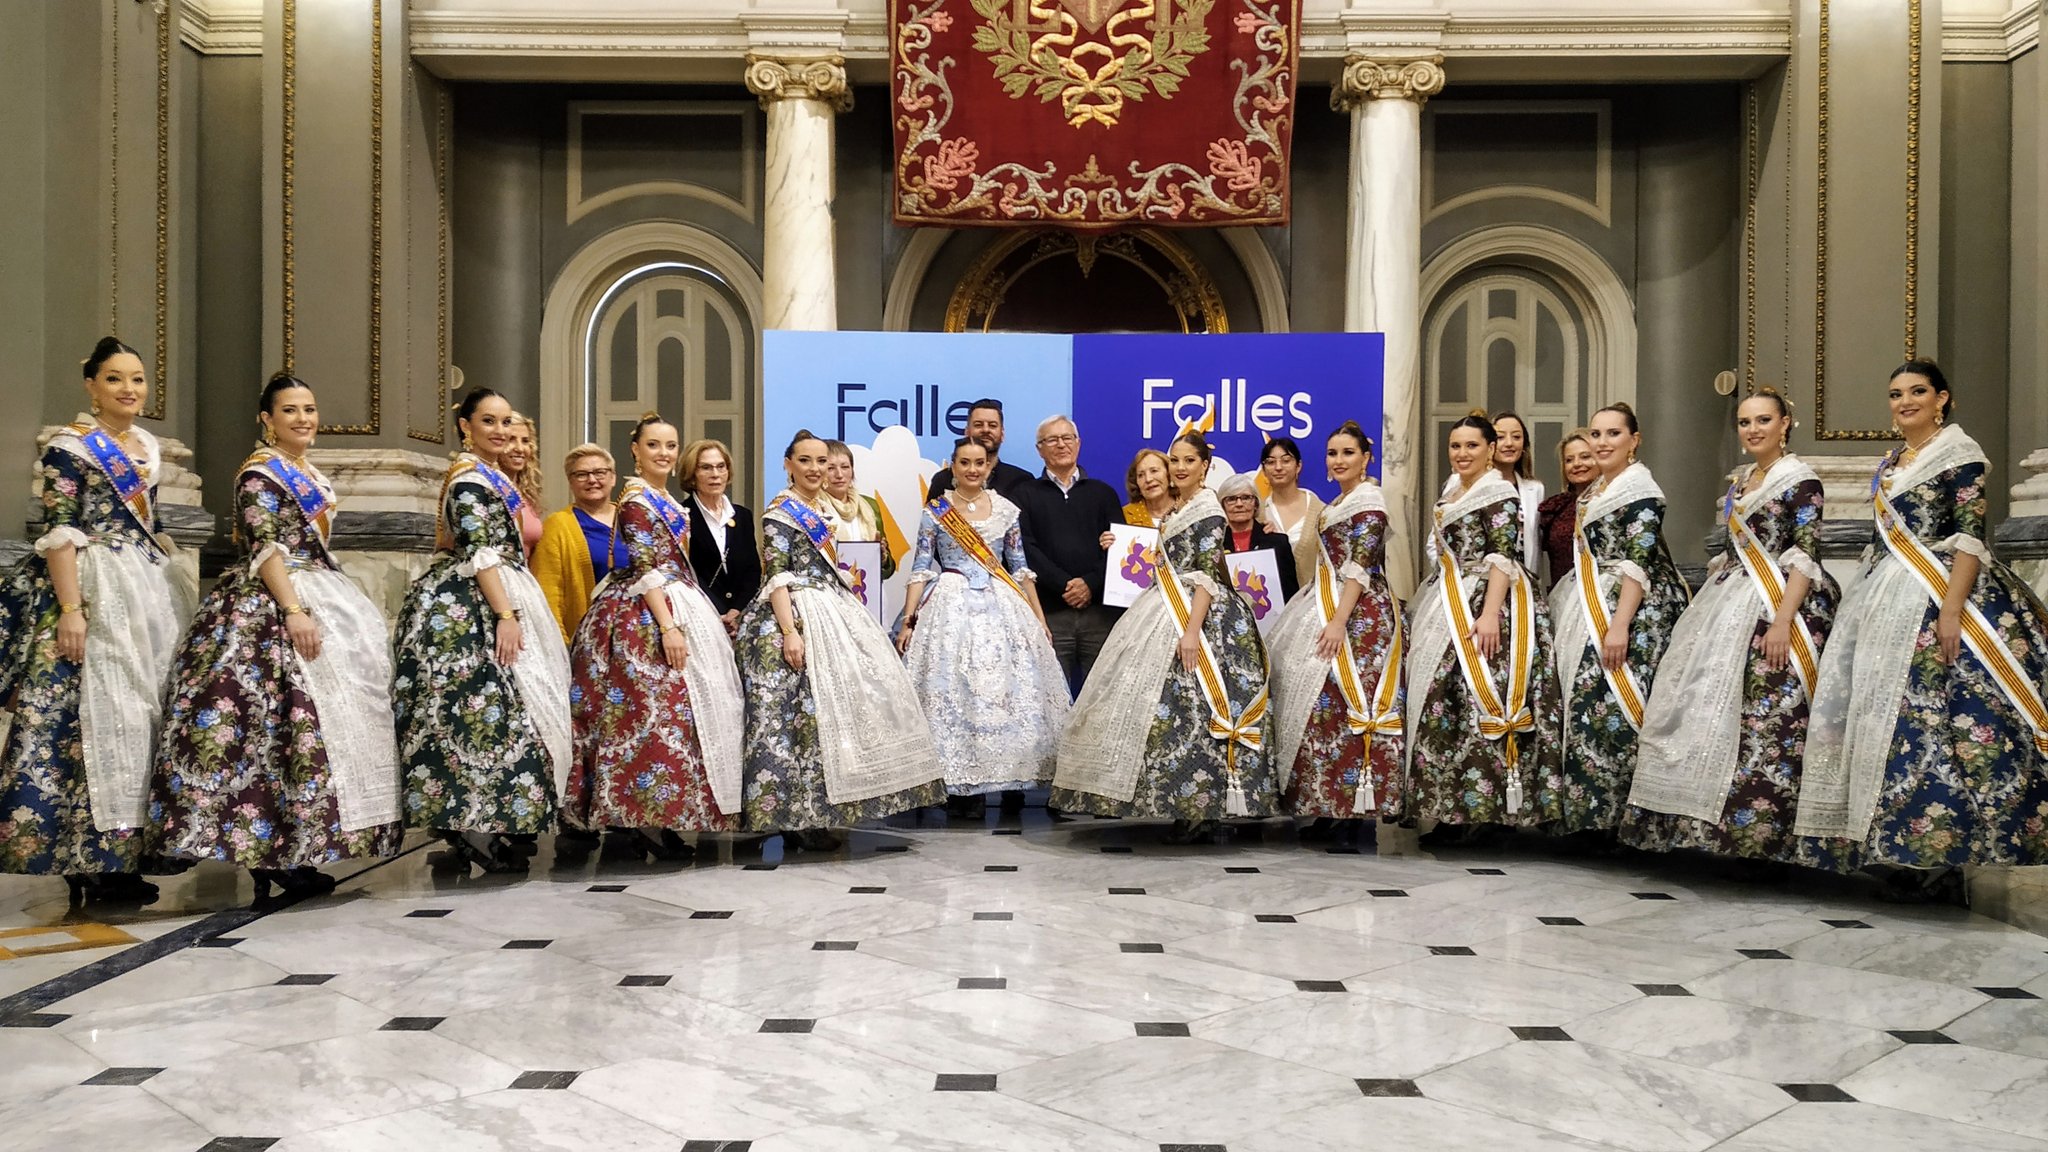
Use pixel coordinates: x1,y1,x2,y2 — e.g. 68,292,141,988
927,399,1034,500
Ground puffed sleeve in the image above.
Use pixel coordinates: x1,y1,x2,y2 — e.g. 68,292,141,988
1169,513,1229,597
238,470,295,574
447,479,506,576
1938,462,1993,561
1479,497,1523,579
906,511,939,585
32,447,90,553
760,515,802,594
1779,478,1827,582
1610,498,1666,589
1002,513,1034,581
613,499,670,598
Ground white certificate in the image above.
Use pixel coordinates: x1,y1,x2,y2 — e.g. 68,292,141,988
1225,548,1286,637
835,540,886,624
1103,524,1162,609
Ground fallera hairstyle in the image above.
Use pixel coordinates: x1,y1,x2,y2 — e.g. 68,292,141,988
1741,386,1795,423
1449,410,1499,444
1261,436,1302,465
454,386,504,427
1594,400,1639,435
629,411,676,443
83,336,141,378
1889,359,1954,418
1491,411,1534,480
259,372,312,414
1328,420,1374,455
562,443,614,474
679,438,734,494
1170,430,1213,462
783,428,825,460
1125,448,1171,502
951,436,991,462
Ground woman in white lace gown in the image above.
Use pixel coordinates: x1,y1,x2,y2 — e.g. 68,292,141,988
1052,432,1276,844
897,439,1068,807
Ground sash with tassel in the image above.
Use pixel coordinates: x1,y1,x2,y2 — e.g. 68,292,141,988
1571,513,1651,730
927,496,1030,603
1872,456,2048,756
1433,508,1537,813
1723,479,1818,700
1311,529,1401,813
1157,544,1268,817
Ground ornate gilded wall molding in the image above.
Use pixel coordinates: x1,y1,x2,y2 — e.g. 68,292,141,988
1742,80,1757,392
1903,0,1920,360
150,0,171,421
1331,55,1446,111
280,0,297,371
328,0,385,435
742,54,852,111
408,77,449,444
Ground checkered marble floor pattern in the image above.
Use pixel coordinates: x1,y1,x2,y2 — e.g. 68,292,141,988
3,813,2047,1152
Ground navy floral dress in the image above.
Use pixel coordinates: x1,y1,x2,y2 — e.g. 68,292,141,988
1801,430,2048,868
1554,466,1692,833
150,461,404,868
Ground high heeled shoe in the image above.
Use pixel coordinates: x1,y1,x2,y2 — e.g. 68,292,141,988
253,866,340,902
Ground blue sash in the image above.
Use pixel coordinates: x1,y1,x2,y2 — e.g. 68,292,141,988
631,481,691,546
72,423,159,547
768,492,838,569
471,458,524,518
261,453,333,540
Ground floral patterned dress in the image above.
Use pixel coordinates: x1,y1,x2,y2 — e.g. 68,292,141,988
1266,484,1407,818
1798,426,2048,868
566,482,743,832
901,495,1069,795
392,456,572,835
150,457,404,868
1403,477,1566,827
737,494,944,830
1552,463,1692,833
0,428,189,874
1625,459,1839,860
1052,490,1278,820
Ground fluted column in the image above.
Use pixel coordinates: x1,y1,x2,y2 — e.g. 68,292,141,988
1334,55,1443,600
745,54,850,332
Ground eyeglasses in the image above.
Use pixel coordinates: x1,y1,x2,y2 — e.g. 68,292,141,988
1221,494,1259,503
568,468,614,482
1037,433,1078,446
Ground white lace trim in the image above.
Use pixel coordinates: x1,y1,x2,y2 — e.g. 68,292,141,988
289,565,402,830
1733,455,1819,516
1178,569,1223,599
33,525,88,553
1780,546,1825,583
624,569,667,598
763,570,803,595
1612,559,1650,589
1881,423,1988,496
1937,533,1992,561
1581,462,1666,525
247,540,289,577
456,545,504,578
1319,483,1384,527
1438,472,1517,521
1337,560,1370,587
1480,553,1520,578
1162,487,1224,535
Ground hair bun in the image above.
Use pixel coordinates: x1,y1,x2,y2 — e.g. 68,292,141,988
1467,407,1489,419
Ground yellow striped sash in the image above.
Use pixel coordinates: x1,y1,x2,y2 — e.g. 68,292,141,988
1159,546,1268,815
1435,510,1536,811
1572,520,1649,731
1312,531,1401,812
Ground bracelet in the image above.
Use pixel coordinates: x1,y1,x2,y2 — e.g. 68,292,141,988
282,604,308,617
496,608,522,622
661,623,683,635
58,601,86,615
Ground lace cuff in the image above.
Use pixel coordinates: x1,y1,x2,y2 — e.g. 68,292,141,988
1935,534,1992,561
1337,560,1370,588
1012,566,1037,583
763,571,803,595
1704,553,1731,582
32,525,88,554
1779,546,1825,582
1479,553,1520,579
456,545,504,578
1178,570,1224,598
246,541,289,576
624,570,667,598
1610,559,1649,588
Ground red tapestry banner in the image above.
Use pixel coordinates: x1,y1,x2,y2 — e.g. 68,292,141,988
892,0,1299,228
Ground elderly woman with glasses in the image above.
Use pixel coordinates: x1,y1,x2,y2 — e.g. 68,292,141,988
531,443,630,640
1219,473,1299,604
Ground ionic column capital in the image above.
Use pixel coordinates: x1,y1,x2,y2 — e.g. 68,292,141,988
1331,55,1446,112
744,53,853,112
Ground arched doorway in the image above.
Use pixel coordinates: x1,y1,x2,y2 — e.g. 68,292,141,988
1424,267,1586,498
945,229,1229,333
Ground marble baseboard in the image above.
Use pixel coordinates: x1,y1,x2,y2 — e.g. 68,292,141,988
1967,867,2048,937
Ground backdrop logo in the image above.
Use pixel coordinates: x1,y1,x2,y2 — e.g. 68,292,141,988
1141,377,1314,440
835,382,980,440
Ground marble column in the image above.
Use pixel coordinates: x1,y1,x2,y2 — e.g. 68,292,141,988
1999,447,2048,600
1334,56,1443,601
745,54,851,332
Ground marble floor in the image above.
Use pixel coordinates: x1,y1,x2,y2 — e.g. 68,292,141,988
3,811,2047,1152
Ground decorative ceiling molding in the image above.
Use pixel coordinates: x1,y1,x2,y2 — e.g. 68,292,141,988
1940,4,2040,61
177,0,261,55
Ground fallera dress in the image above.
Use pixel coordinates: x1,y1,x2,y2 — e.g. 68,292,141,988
150,452,404,867
1551,462,1692,833
1625,455,1839,860
901,492,1069,795
391,454,572,835
1796,425,2048,868
1052,489,1278,820
565,478,744,832
737,490,944,831
1402,473,1565,828
0,419,194,874
1265,482,1406,819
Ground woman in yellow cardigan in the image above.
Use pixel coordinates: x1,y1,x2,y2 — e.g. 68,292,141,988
531,443,630,640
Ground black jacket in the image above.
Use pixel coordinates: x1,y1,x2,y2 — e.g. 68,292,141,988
928,458,1035,503
685,499,763,617
1229,526,1301,604
1014,469,1126,613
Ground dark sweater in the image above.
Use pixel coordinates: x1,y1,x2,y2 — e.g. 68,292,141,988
928,458,1035,503
1014,469,1126,612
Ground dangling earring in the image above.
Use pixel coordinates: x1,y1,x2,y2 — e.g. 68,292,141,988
261,422,277,448
90,398,102,418
461,427,473,452
1779,428,1789,452
1890,421,1901,437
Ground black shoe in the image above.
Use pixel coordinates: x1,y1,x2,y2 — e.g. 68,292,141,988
999,790,1027,813
796,828,844,852
945,794,987,821
1298,817,1338,843
66,872,158,905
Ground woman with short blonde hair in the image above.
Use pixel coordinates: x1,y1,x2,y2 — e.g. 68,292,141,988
530,440,627,639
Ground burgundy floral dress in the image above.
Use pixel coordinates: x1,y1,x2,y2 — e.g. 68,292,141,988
150,459,404,868
565,483,742,832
